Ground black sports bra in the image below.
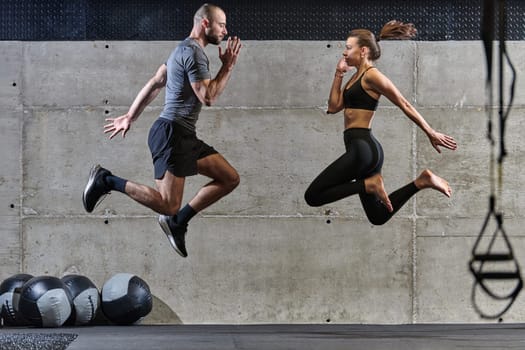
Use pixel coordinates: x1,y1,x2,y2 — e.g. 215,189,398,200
343,67,379,111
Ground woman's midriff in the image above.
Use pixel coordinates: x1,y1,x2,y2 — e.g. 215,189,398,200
343,109,374,129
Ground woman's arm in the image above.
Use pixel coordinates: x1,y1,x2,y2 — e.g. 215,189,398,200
327,58,350,114
366,69,457,153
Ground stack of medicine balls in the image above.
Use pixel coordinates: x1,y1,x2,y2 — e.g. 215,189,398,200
0,273,152,327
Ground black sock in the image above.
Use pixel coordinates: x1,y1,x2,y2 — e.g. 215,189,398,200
104,174,127,193
176,204,197,226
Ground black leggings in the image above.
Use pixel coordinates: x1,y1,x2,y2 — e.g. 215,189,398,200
304,128,419,225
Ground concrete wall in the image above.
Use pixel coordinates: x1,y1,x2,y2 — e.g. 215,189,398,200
2,40,525,324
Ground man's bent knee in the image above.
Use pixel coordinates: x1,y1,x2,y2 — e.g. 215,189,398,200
232,173,241,188
224,172,240,193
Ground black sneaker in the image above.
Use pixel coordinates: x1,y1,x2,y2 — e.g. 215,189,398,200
82,164,111,213
158,215,188,257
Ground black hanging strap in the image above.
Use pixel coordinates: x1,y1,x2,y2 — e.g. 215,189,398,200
469,0,522,320
469,196,522,318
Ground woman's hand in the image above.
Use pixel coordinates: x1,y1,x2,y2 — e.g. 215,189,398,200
428,131,457,153
336,57,351,75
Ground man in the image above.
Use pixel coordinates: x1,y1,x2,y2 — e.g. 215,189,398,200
82,3,242,258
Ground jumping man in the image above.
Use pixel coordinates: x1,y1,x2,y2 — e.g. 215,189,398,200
82,3,242,257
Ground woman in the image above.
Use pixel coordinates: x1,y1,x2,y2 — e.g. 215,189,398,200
304,21,457,225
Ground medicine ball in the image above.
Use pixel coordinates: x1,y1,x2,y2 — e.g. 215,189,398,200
101,273,152,325
61,274,100,326
18,276,73,327
0,273,33,326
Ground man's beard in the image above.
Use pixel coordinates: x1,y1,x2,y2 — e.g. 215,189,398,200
205,31,222,45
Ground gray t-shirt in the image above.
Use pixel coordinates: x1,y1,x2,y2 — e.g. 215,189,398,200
159,38,212,132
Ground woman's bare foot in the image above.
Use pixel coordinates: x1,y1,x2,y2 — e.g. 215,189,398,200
414,169,452,197
364,173,393,212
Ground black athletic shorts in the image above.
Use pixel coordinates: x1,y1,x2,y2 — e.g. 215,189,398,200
148,118,218,179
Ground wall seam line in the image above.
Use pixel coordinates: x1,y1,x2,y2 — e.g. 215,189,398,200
411,41,419,324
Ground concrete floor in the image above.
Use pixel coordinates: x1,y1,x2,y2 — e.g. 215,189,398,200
2,323,525,350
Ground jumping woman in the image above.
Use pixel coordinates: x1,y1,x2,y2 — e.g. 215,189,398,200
304,21,457,225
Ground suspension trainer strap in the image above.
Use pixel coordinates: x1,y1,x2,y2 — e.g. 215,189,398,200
469,0,522,320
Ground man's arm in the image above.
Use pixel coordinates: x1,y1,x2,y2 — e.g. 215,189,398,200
128,64,168,120
191,37,242,106
104,64,167,139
